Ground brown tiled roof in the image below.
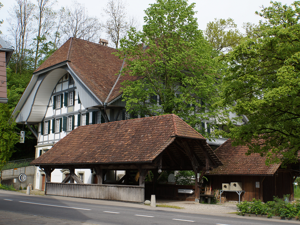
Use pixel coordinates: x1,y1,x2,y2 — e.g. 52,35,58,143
31,114,221,167
35,38,135,103
208,139,280,176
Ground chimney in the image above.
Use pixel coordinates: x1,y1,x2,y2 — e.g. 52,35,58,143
99,39,108,46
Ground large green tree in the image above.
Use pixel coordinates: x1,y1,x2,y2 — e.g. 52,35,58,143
117,0,221,137
221,1,300,164
205,18,243,53
0,91,19,170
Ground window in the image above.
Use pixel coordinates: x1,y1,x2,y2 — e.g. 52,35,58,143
67,116,74,131
53,94,63,109
81,114,86,126
55,119,61,133
69,75,74,85
44,121,50,135
92,111,98,124
68,91,74,106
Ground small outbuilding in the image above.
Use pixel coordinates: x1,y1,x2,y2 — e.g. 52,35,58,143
31,114,222,202
205,139,300,202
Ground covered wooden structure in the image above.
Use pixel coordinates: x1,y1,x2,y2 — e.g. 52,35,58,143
206,139,300,202
31,114,222,202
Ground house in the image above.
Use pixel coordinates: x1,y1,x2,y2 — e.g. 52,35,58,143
0,37,14,103
205,139,300,202
13,37,135,190
13,37,229,191
30,114,222,202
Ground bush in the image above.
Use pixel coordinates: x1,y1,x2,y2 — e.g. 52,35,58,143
237,201,251,215
237,196,300,219
0,184,16,191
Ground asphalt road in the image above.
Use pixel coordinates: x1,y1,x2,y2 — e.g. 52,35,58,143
0,190,297,225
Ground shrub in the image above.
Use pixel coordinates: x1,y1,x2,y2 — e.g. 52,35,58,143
0,184,16,191
238,196,300,219
249,199,267,215
237,201,251,215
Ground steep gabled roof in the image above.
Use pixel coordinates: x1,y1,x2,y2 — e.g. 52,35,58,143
35,38,134,103
31,114,222,167
208,139,280,176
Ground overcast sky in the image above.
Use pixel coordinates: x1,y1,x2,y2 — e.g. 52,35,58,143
0,0,297,35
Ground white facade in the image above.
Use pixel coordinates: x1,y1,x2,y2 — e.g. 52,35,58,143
34,73,104,190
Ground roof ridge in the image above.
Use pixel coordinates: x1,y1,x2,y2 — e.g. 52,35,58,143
104,57,126,104
172,114,178,136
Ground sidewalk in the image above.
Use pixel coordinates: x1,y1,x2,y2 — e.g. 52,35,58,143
14,189,238,216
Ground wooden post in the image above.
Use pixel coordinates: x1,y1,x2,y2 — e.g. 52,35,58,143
153,170,158,195
125,170,129,185
44,167,54,182
260,176,266,201
194,171,200,202
139,169,148,187
69,168,75,183
94,167,103,184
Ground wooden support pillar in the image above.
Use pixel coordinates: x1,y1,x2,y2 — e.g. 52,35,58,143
125,170,129,185
152,170,158,195
94,167,103,185
194,171,200,201
139,169,148,187
44,167,54,182
260,176,266,201
69,168,75,183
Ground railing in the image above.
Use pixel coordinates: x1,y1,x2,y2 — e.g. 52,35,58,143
46,183,145,203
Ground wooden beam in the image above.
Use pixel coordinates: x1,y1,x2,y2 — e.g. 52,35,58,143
176,139,201,173
70,173,83,184
69,168,75,183
196,140,214,170
62,174,71,183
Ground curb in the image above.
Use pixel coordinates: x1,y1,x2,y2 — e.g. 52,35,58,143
242,213,299,221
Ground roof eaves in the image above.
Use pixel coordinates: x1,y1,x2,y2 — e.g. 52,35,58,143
33,60,69,76
107,93,123,105
171,135,205,140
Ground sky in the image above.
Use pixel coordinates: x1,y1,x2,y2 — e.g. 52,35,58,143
0,0,297,36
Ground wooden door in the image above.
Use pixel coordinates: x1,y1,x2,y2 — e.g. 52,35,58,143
41,174,45,191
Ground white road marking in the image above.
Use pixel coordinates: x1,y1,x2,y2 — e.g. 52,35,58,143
4,199,13,201
19,201,91,211
103,211,120,214
173,218,195,223
135,214,154,218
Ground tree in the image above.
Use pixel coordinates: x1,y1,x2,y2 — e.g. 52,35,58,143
0,2,3,34
8,0,35,74
0,90,19,171
103,0,137,48
221,1,300,164
61,2,101,43
117,0,221,137
205,18,243,53
33,0,56,70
